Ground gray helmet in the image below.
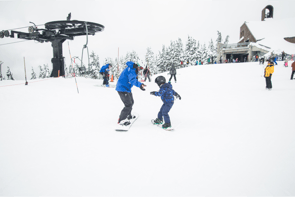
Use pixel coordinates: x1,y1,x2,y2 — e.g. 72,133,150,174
155,76,166,87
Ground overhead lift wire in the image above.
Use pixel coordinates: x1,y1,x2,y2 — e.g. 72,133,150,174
0,24,45,46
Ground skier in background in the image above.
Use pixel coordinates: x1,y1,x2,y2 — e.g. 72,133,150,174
150,76,181,129
264,59,274,90
284,58,289,67
100,64,112,87
169,63,177,83
273,56,278,65
259,56,265,65
282,51,286,61
143,66,151,82
116,61,145,126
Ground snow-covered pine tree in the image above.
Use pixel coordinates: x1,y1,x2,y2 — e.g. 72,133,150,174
183,36,191,67
208,39,217,64
157,45,167,73
154,55,160,74
174,38,184,68
68,62,74,77
38,65,44,78
165,41,175,72
216,31,224,63
64,66,69,78
124,51,140,63
189,37,198,66
145,47,157,75
31,68,37,79
114,57,120,80
193,40,201,65
200,44,209,64
6,66,14,80
224,35,229,45
43,64,50,78
115,56,127,79
89,51,100,79
216,31,222,43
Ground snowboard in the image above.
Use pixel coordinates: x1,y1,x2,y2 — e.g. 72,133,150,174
115,114,139,131
151,119,174,131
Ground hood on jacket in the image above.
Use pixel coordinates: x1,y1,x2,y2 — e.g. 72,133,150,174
126,61,135,69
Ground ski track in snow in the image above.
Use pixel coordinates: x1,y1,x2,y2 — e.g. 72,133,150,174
0,62,295,196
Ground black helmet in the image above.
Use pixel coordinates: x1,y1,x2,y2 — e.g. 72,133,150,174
155,76,166,87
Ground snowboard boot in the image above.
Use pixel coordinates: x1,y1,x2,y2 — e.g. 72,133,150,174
162,122,171,129
118,119,131,126
127,114,137,120
153,118,163,125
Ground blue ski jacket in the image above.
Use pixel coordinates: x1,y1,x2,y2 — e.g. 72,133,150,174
100,64,110,73
116,61,142,93
154,82,177,103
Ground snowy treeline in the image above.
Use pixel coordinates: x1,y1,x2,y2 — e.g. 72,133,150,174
153,35,222,72
101,33,226,79
26,32,227,80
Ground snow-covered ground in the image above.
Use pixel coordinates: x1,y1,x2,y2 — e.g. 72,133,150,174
1,62,295,196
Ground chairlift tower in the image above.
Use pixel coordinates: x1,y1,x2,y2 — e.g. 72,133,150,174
0,16,104,77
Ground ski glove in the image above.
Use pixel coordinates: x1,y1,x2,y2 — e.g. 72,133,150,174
140,83,146,91
175,92,181,100
150,91,156,95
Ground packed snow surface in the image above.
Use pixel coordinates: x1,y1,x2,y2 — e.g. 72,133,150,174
1,62,295,196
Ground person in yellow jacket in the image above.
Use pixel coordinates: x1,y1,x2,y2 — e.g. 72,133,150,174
264,59,274,90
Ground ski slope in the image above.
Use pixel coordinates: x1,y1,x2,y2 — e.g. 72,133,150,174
0,62,295,196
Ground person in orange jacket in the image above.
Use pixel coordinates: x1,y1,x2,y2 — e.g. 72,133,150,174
264,59,274,90
291,61,295,80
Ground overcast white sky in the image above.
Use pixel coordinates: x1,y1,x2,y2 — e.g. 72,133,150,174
0,0,294,79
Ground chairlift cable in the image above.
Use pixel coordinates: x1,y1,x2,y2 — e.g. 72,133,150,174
5,24,44,31
0,40,31,46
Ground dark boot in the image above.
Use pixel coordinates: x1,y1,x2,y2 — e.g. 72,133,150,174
153,118,163,125
162,122,171,129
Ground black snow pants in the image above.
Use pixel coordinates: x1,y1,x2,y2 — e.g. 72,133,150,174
265,74,272,89
169,74,177,82
144,74,151,82
118,92,134,122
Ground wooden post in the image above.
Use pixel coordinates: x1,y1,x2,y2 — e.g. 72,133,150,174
23,57,28,85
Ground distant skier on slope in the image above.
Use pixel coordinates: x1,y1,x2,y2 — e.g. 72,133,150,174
264,59,274,90
100,64,112,87
143,66,151,82
116,61,145,127
169,63,177,83
150,76,181,129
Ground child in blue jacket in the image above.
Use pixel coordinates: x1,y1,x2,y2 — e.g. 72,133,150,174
150,76,181,129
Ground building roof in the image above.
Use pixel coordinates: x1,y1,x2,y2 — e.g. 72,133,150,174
245,18,295,54
246,17,295,39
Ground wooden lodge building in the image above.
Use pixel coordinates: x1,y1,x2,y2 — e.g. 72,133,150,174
218,5,295,63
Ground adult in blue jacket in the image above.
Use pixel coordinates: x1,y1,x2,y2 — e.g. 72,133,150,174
116,61,145,126
100,64,112,86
